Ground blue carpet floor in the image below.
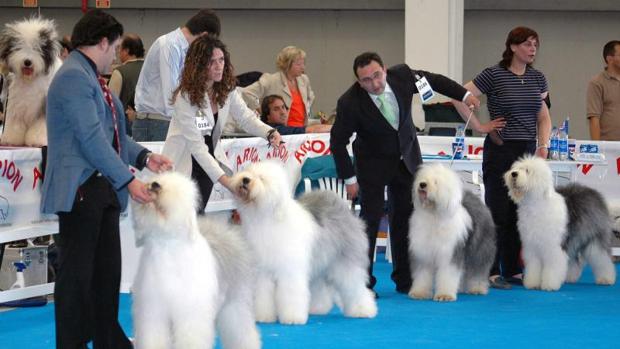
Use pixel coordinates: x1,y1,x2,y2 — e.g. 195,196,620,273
1,256,619,348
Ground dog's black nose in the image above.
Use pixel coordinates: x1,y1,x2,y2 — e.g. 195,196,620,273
242,177,251,185
150,181,161,191
419,182,427,189
511,171,518,178
24,59,32,67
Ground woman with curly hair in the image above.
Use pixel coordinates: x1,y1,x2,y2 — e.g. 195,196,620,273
163,35,282,212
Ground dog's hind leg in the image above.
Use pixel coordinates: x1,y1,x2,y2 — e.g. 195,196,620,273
330,263,377,318
565,256,584,283
275,273,310,325
585,243,616,285
254,272,277,323
217,299,261,349
465,275,489,295
309,278,334,315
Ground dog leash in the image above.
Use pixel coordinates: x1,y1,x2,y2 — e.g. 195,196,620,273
449,108,473,168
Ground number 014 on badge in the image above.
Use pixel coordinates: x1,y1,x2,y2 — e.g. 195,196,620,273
415,76,435,103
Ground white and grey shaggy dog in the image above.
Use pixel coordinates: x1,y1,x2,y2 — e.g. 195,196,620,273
505,156,616,291
131,172,260,349
408,163,496,302
230,161,377,325
0,16,61,146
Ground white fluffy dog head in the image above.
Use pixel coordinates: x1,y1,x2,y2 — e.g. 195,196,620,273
131,172,200,244
229,160,291,208
413,163,463,212
0,17,60,80
504,155,553,203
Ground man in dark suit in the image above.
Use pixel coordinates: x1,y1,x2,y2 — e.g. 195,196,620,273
42,10,172,348
330,52,479,295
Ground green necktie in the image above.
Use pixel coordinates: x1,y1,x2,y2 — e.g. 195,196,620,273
377,93,397,129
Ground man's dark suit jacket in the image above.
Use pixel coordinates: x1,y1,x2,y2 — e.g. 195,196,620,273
331,64,469,184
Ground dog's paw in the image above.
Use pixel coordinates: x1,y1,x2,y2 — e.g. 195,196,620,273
595,277,615,286
564,276,579,283
523,278,541,290
254,311,278,323
408,288,432,300
433,293,457,302
540,281,562,291
344,300,378,318
278,313,308,325
466,285,489,295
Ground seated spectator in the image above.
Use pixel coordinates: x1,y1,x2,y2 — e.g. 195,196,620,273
242,46,315,127
261,94,330,135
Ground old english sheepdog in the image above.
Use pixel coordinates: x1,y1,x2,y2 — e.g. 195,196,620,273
0,16,61,146
131,172,260,349
505,156,616,291
230,161,377,325
408,163,496,302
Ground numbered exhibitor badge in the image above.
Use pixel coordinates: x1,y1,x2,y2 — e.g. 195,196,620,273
415,76,435,103
195,110,213,133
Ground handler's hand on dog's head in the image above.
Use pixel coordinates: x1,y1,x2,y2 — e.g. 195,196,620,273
128,179,154,204
218,175,236,194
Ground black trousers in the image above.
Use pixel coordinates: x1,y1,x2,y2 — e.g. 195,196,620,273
359,160,413,292
191,155,214,214
55,174,132,349
482,136,536,277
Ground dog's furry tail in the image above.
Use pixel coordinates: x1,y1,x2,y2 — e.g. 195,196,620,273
557,183,613,256
197,218,255,291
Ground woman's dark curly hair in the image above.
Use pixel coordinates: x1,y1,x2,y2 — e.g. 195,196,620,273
172,35,235,109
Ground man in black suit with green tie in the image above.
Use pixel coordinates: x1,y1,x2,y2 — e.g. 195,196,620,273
330,52,480,296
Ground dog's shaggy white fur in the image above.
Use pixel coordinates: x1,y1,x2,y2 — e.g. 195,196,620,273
0,17,61,146
230,161,377,325
505,156,616,291
408,163,496,302
131,172,260,349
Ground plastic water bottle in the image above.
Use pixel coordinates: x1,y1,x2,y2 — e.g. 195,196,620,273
453,125,465,159
558,122,568,161
549,126,559,160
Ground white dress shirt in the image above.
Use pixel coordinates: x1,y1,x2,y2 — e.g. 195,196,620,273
134,28,188,118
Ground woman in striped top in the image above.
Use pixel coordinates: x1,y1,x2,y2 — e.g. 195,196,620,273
453,26,552,290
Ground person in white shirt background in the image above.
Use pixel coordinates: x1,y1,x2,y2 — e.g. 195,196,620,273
133,9,220,141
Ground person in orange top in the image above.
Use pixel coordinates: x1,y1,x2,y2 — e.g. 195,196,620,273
242,46,315,127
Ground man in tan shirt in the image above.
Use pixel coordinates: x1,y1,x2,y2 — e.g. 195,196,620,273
587,40,620,140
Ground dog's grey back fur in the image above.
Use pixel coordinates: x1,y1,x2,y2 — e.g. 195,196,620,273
297,190,370,276
197,218,255,301
556,183,613,258
453,190,496,279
